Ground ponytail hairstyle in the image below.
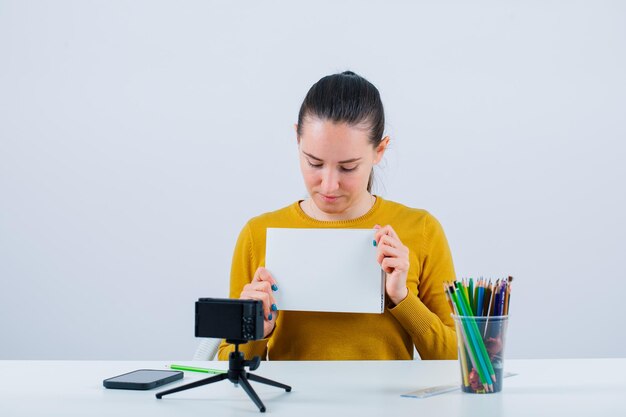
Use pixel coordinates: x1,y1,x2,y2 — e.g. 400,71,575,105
296,71,385,193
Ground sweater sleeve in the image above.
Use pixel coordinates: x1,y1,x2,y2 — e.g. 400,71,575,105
217,222,269,360
388,213,458,359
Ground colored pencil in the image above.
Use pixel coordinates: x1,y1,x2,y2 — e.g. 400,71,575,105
476,280,485,317
454,282,496,385
451,283,493,390
468,278,475,315
444,284,470,388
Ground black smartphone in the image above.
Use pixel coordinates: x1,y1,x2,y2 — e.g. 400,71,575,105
103,369,183,390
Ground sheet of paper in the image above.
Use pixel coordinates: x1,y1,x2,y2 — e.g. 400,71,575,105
265,228,384,314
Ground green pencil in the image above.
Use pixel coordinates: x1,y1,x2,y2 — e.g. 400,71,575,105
169,364,227,374
454,283,496,385
449,286,492,390
468,278,474,314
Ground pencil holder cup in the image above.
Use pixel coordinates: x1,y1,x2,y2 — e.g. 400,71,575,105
451,315,508,394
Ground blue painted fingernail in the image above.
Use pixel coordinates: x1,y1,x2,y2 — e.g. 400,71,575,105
268,314,273,320
271,284,278,291
271,304,278,311
373,240,377,247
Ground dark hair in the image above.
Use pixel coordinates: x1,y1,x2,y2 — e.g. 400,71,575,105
296,71,385,193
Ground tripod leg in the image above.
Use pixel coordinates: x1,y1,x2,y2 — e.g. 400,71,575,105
156,373,228,399
237,373,266,413
247,373,292,392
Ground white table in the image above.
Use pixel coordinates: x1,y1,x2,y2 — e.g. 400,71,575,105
1,359,624,416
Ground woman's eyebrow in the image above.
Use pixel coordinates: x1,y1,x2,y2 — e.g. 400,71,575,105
302,151,362,164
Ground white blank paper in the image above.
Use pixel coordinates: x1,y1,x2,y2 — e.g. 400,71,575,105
265,228,384,314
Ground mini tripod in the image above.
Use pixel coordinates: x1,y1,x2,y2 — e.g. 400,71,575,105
156,340,291,412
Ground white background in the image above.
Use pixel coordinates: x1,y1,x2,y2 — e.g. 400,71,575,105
1,0,625,360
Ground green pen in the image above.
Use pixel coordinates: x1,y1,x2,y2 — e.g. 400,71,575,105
169,364,227,374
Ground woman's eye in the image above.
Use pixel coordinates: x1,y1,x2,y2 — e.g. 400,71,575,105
340,165,357,172
307,160,323,168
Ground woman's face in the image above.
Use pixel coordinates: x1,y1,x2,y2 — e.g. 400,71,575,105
297,117,387,216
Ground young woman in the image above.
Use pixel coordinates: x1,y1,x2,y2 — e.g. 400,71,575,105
218,71,457,360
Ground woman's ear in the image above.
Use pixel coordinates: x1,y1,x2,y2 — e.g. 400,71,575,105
294,123,300,145
374,136,390,164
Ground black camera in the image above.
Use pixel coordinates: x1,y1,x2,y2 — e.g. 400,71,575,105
157,297,290,412
195,298,264,341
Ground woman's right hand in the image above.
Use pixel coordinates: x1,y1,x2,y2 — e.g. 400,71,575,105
239,267,279,338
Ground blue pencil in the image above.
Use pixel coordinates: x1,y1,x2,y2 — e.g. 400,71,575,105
497,281,507,316
493,286,501,317
476,280,485,317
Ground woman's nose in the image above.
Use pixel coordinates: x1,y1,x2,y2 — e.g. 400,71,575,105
320,168,339,193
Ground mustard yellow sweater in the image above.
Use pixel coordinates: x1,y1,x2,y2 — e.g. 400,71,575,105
217,197,458,360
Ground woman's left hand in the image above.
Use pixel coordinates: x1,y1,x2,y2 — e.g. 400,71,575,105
374,224,410,305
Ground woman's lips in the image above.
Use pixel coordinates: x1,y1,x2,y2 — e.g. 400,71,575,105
320,194,340,202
